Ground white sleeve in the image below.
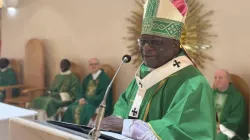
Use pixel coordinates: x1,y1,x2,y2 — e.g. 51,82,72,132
122,119,158,140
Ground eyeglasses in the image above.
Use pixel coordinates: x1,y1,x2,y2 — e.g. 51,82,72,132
89,63,99,66
137,38,165,47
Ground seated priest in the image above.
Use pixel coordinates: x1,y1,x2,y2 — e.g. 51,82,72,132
29,59,81,118
213,69,248,140
0,58,19,102
91,0,217,139
62,58,113,125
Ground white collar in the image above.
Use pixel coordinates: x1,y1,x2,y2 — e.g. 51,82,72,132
60,70,72,75
135,55,193,90
92,69,102,80
1,65,11,72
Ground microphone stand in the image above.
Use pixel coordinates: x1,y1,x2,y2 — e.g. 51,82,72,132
88,59,128,140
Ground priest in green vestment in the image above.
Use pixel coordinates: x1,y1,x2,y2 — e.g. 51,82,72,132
91,0,217,139
62,58,113,125
29,59,81,118
213,69,248,140
0,58,19,102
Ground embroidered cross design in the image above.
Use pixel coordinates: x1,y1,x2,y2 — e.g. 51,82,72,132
132,108,138,116
139,81,143,88
173,60,181,68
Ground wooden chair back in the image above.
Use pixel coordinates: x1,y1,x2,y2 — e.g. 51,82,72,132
70,62,84,81
24,38,45,98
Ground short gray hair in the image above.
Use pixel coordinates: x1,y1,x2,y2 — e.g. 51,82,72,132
88,58,100,64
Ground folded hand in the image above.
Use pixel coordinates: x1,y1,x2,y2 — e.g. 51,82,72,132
90,115,123,133
79,98,86,105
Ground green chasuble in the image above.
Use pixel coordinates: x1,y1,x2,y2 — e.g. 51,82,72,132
30,72,80,117
0,68,19,102
62,69,113,125
113,58,216,140
214,84,248,140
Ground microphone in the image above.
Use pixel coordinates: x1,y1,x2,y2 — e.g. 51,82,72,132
122,55,131,63
88,55,131,140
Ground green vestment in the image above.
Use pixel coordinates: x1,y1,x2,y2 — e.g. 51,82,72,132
214,84,248,140
62,70,113,125
0,68,19,102
113,63,217,140
30,72,80,117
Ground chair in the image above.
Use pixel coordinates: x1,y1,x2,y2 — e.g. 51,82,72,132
230,74,250,132
101,64,116,105
71,62,84,81
0,39,45,108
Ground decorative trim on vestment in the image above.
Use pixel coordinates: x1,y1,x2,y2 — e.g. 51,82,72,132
74,106,81,124
147,123,162,140
128,56,193,119
142,17,184,40
144,0,159,17
143,79,167,121
86,80,97,96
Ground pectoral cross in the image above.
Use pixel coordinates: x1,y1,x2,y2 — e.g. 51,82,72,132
132,108,138,116
173,60,181,68
139,81,143,88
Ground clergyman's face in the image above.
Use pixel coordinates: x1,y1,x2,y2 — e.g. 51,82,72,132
138,34,180,68
60,60,70,72
0,58,9,69
88,59,100,73
213,70,230,91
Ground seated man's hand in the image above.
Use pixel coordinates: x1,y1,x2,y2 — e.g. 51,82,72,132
78,98,86,105
90,115,123,133
217,123,221,134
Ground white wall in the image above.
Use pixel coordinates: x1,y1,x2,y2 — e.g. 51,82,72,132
1,0,137,101
1,0,250,99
